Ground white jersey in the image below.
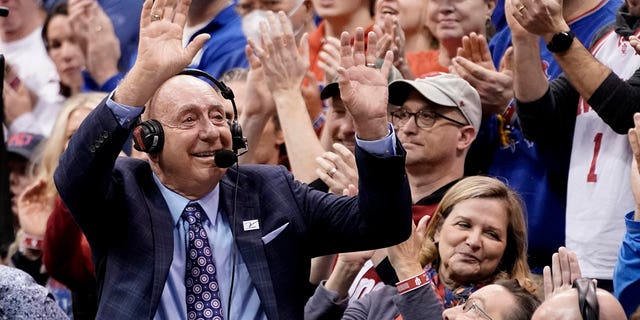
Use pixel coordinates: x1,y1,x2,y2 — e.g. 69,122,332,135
0,27,62,136
567,29,640,279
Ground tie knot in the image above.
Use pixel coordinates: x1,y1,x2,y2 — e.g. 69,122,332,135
181,202,208,225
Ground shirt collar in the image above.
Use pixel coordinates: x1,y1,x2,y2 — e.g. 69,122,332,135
152,172,220,226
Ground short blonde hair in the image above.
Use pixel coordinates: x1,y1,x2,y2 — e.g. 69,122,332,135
420,176,535,293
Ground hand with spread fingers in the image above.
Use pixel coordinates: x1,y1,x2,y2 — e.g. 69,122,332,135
337,28,394,141
542,246,582,300
114,0,210,106
248,11,310,94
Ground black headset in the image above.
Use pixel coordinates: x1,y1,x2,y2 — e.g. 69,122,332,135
573,278,599,320
132,68,247,155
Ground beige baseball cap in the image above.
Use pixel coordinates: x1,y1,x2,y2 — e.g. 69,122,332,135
388,73,482,130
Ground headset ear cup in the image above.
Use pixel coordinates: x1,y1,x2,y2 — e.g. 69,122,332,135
133,119,164,154
230,120,246,154
132,124,146,152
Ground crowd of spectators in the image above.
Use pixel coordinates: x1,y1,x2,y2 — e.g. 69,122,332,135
2,0,640,318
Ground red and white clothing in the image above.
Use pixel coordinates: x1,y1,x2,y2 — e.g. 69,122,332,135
517,5,640,279
566,28,640,279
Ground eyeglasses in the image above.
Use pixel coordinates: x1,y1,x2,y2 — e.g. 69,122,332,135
390,109,468,129
461,300,494,320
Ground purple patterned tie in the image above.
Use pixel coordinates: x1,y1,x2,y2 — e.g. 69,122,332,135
182,202,223,320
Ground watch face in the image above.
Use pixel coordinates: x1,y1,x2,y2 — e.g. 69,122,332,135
547,31,575,53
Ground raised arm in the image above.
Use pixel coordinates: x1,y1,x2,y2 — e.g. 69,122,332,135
54,0,209,244
614,113,640,316
507,0,549,103
510,0,612,101
337,28,394,141
113,0,209,106
248,11,325,183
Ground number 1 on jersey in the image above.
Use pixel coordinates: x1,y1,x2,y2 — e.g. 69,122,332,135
587,132,603,183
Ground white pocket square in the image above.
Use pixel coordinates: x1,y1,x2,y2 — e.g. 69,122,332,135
261,222,290,245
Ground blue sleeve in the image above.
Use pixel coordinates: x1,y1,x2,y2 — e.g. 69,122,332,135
105,91,144,128
81,71,125,93
614,211,640,317
99,73,125,92
355,123,398,157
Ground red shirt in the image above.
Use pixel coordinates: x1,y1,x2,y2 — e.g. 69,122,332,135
406,50,449,78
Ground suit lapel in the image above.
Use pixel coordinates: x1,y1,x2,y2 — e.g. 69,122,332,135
220,170,279,320
141,168,175,319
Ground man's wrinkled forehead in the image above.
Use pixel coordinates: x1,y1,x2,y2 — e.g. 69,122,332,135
149,76,225,113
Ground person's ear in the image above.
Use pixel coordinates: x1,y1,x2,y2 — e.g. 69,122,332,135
274,125,285,146
433,228,441,244
457,126,476,151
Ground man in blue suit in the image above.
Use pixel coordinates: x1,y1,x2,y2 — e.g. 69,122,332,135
53,0,412,319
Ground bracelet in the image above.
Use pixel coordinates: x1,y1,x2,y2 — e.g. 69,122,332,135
396,271,429,295
23,235,44,250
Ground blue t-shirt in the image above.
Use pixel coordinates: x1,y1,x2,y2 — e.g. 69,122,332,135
188,5,249,78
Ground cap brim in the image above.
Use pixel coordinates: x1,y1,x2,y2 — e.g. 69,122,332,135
320,82,340,100
6,147,31,161
388,80,458,107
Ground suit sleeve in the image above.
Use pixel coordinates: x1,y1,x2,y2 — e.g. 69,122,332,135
300,139,413,257
53,100,134,249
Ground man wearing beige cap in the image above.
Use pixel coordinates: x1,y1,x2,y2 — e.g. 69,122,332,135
305,72,482,319
386,72,481,213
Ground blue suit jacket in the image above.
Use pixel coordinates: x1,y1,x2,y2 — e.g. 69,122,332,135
54,101,412,319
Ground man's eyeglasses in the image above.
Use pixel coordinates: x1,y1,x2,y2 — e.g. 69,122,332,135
390,109,468,129
462,300,494,320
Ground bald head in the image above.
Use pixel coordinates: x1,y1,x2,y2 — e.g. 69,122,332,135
147,75,224,120
532,288,626,320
